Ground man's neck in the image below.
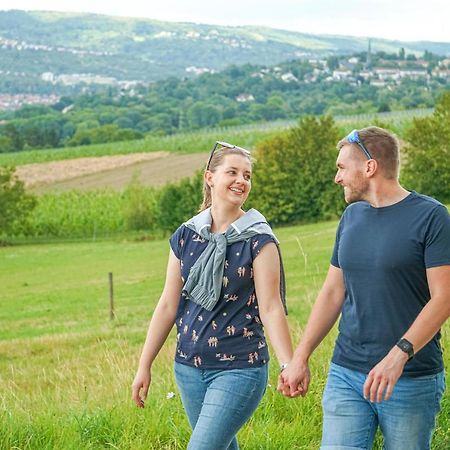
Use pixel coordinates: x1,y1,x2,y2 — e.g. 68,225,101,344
365,182,410,208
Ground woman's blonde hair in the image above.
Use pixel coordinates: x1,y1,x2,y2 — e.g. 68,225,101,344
199,146,252,211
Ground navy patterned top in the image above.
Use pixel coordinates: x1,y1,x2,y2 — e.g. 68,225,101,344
170,224,277,369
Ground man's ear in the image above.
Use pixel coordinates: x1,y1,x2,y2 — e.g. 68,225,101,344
366,159,378,178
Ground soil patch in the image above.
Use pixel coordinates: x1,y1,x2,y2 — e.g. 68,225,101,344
17,152,209,194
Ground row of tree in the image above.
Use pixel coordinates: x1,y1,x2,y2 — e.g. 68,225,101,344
1,50,448,152
2,92,448,241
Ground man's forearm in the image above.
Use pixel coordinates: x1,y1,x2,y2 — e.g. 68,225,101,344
293,289,343,362
402,293,450,355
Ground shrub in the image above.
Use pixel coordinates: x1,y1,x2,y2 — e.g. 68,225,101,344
154,171,203,233
401,92,450,203
0,166,37,237
250,116,345,225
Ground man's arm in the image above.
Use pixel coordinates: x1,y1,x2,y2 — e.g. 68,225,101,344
364,265,450,403
278,264,345,398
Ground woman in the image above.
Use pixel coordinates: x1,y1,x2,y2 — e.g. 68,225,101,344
132,141,293,450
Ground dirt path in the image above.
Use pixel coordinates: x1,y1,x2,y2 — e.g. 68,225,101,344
18,152,209,194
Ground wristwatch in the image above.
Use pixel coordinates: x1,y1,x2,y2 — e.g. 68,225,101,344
280,362,289,372
396,338,414,361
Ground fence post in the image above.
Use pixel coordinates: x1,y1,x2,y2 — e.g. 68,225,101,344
109,272,115,320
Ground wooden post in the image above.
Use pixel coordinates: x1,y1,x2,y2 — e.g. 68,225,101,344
109,272,115,320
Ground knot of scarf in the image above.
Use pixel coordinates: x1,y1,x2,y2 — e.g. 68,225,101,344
182,208,287,313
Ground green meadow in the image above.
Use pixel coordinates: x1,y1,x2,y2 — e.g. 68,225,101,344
1,221,449,449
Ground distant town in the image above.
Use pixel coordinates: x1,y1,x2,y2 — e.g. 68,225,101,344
1,34,449,111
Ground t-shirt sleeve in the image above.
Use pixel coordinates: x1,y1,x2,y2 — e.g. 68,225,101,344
424,205,450,268
250,234,278,261
331,217,344,268
169,225,186,259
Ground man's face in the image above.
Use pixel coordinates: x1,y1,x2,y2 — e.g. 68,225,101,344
335,144,369,204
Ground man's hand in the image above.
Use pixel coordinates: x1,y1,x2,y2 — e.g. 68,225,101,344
277,358,311,398
363,346,409,403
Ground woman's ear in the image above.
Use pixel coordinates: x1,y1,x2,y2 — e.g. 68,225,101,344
204,170,214,188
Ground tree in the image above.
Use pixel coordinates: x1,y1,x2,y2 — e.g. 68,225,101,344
0,135,14,153
187,102,222,128
2,123,23,151
0,166,37,237
154,172,203,233
327,56,339,71
401,92,450,203
250,115,345,225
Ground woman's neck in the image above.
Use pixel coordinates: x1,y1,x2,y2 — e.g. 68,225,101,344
210,204,245,233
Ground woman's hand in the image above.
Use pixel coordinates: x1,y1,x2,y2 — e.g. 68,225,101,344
131,368,151,408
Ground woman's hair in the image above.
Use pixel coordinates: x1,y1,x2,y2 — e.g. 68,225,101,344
199,146,252,211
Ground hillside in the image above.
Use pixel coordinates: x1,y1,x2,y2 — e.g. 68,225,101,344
1,9,450,87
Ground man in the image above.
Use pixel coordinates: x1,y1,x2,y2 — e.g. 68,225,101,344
279,126,450,449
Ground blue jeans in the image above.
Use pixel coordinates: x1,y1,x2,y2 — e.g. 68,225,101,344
174,361,268,450
321,363,445,450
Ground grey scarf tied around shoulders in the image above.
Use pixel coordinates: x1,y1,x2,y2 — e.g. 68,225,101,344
183,207,287,313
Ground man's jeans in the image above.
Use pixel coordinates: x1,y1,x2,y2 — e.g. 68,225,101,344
321,362,445,450
174,361,268,450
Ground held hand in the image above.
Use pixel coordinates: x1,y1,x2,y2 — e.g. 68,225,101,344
363,346,409,403
277,359,311,398
131,368,151,408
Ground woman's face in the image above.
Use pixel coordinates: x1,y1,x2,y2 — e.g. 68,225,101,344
207,154,252,207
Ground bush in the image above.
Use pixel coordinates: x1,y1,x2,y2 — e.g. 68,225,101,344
66,124,143,147
154,171,203,233
250,116,345,225
0,166,37,237
401,92,450,203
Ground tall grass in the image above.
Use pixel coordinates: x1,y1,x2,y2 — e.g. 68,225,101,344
0,109,432,167
0,221,448,449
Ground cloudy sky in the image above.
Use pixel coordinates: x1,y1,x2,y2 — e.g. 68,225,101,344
1,0,449,42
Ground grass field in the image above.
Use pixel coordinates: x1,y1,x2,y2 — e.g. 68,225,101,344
1,220,449,449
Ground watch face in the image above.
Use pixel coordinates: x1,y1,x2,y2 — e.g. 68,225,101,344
397,339,414,359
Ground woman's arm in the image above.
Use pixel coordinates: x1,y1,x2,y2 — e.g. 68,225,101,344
253,242,293,367
131,249,183,407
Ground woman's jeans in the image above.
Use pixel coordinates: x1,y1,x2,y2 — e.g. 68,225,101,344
174,361,268,450
321,362,445,450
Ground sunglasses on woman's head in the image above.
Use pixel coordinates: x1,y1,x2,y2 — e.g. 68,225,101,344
206,141,249,170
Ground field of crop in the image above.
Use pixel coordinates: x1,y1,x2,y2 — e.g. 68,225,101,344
0,108,432,168
1,220,449,449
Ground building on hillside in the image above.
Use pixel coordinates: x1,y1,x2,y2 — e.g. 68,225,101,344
235,94,255,102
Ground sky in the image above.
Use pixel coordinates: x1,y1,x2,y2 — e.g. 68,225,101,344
1,0,449,43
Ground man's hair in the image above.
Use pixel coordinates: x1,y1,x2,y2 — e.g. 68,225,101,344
337,126,400,179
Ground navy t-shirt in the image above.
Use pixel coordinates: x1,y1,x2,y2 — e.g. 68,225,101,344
331,191,450,377
170,225,277,369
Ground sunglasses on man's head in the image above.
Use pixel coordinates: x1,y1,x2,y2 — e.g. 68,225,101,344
206,141,249,170
346,130,373,160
